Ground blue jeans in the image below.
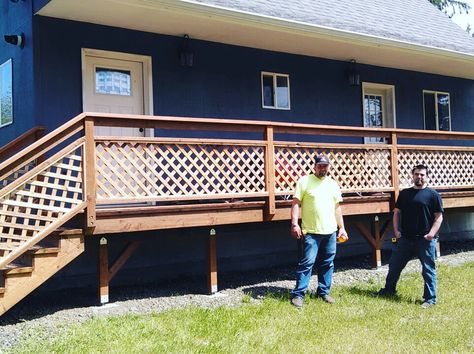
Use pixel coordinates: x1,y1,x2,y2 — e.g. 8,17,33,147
291,232,337,298
384,237,437,303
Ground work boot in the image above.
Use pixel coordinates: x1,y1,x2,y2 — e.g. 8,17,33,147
290,296,304,309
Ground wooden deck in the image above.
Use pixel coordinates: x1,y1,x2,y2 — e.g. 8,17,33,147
0,112,474,311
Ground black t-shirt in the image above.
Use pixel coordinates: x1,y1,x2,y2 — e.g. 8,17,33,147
395,187,444,237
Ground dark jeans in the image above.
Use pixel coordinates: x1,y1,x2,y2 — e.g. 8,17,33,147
291,232,337,298
384,237,437,303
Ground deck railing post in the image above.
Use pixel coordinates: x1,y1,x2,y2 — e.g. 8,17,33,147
264,126,276,220
84,117,97,234
390,132,400,207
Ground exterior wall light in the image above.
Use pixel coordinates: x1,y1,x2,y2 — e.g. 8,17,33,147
179,34,194,67
348,59,360,86
4,33,25,48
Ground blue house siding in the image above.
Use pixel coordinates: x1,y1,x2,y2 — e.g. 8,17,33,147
31,17,474,136
0,1,36,144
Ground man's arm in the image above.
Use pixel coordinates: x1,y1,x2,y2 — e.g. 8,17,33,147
335,203,348,239
393,208,402,239
424,212,443,241
290,198,302,239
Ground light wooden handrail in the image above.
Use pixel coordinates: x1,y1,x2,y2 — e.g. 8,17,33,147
0,113,86,191
0,126,46,162
84,112,474,141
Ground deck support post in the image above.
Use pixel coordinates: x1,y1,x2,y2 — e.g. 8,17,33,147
98,237,109,305
355,216,391,268
207,228,218,294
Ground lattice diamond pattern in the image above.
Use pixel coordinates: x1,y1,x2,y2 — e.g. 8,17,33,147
275,146,391,193
96,142,266,200
398,149,474,188
0,145,84,259
1,162,36,190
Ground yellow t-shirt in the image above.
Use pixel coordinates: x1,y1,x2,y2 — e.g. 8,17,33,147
294,174,343,235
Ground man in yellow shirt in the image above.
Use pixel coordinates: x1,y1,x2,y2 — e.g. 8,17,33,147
290,154,348,308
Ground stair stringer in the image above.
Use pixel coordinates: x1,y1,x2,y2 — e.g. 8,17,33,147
0,231,85,316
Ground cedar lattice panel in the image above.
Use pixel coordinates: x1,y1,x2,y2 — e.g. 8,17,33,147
398,149,474,188
1,162,36,190
0,145,84,259
96,142,266,200
275,147,392,193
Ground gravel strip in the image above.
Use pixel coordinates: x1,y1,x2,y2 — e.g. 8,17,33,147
1,240,473,350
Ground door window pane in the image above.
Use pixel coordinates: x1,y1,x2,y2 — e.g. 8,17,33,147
96,68,131,96
423,92,436,130
0,59,13,128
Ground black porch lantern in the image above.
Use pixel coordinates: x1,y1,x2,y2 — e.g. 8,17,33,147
348,59,360,86
179,34,194,67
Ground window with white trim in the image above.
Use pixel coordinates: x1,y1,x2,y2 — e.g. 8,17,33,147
261,72,290,109
423,90,451,131
0,59,13,128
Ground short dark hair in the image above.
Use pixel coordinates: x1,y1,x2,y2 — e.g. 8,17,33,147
412,164,429,176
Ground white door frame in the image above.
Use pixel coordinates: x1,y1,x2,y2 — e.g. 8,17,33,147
81,48,154,135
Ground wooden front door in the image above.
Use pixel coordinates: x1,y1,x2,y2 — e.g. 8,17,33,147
82,49,152,137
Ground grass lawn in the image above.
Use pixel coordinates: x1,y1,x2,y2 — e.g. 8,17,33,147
10,261,474,353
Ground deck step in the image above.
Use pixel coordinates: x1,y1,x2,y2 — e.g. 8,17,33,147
28,246,60,255
3,263,34,275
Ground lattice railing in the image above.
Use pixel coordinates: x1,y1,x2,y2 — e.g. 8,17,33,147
0,142,86,267
1,162,37,190
95,140,267,203
398,148,474,189
275,145,392,195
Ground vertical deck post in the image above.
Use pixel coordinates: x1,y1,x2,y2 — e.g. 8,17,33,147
264,126,276,220
373,216,382,268
207,228,218,294
84,117,97,234
390,132,400,207
98,237,109,304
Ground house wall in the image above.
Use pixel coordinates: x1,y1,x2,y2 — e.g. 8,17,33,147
32,17,474,135
0,1,36,144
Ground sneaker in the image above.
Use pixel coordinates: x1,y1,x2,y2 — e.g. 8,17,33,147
318,294,335,304
377,288,397,297
421,301,435,309
290,296,304,309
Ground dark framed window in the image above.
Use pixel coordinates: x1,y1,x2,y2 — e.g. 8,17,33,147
423,90,451,131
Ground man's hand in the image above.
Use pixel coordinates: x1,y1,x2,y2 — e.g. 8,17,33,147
394,230,402,239
424,233,436,241
291,223,302,239
337,227,348,243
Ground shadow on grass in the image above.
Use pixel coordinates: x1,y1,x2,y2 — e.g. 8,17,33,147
242,285,291,301
345,286,419,305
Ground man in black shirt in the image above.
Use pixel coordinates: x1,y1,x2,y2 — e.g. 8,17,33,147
379,164,443,308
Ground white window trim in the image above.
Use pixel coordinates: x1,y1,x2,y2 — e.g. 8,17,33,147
422,90,451,131
0,59,13,129
362,82,397,128
261,71,291,110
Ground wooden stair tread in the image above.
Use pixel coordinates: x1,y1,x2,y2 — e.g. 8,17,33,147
28,245,60,255
3,262,33,275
